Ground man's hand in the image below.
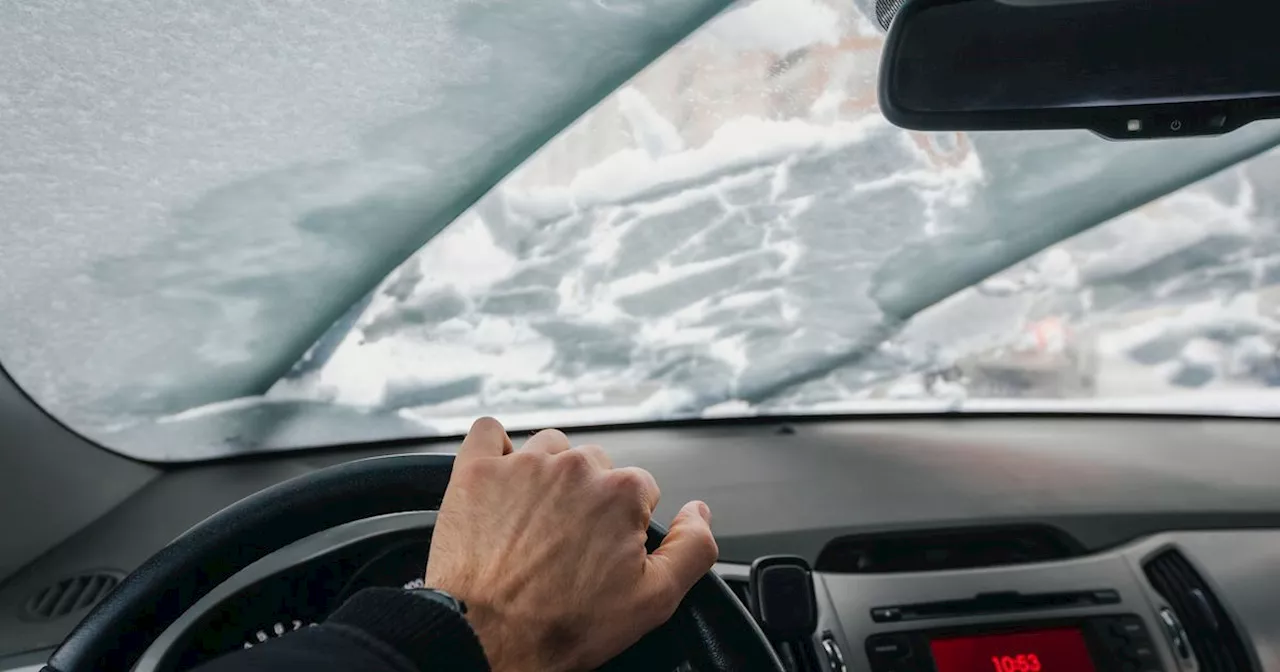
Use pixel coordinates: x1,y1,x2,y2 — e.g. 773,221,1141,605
425,417,718,672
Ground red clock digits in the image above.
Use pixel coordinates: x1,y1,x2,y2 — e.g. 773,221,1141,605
989,653,1041,672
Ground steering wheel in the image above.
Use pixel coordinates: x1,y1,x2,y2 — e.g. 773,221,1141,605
39,454,783,672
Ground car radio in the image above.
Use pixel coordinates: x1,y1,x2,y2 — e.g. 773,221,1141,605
865,615,1163,672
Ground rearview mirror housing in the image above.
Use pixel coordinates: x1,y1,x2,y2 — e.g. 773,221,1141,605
879,0,1280,139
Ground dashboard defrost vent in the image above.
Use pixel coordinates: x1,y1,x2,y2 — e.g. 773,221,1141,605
21,572,120,621
1144,549,1253,672
815,525,1082,573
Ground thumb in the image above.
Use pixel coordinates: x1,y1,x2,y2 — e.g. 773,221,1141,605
645,501,719,616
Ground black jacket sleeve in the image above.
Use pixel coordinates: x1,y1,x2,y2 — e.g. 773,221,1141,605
192,588,491,672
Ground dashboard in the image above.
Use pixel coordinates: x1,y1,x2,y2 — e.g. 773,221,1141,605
5,416,1280,672
134,516,1280,672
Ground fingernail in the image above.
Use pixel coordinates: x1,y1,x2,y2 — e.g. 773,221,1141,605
695,501,711,522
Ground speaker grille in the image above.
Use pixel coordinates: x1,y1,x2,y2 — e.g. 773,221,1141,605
22,572,120,621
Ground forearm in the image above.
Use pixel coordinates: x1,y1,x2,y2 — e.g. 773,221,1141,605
193,588,490,672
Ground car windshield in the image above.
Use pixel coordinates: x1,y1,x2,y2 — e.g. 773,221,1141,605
5,0,1280,460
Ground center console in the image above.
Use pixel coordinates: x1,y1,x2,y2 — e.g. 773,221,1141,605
721,529,1274,672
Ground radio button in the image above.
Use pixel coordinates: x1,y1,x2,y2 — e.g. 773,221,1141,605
866,634,925,672
1118,640,1163,672
1092,626,1130,651
1112,616,1149,639
866,634,911,659
1122,642,1159,660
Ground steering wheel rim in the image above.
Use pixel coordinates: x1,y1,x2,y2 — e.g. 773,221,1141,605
41,453,783,672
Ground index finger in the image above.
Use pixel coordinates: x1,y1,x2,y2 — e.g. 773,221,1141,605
455,417,514,468
645,501,718,616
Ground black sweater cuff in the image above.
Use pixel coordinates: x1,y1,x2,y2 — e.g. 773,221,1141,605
327,587,491,672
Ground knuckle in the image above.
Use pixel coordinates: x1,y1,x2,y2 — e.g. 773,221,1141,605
534,428,570,447
604,468,646,495
692,527,720,565
641,468,660,500
578,443,610,463
470,416,503,434
704,532,720,561
509,450,544,469
556,448,592,474
603,470,655,521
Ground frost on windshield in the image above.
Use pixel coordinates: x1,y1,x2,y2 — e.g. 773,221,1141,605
0,0,740,458
266,0,1280,435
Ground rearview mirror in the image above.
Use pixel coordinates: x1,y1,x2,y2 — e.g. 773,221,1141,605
879,0,1280,139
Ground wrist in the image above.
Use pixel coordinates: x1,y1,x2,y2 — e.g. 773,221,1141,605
327,587,491,671
462,599,577,672
405,587,467,615
422,576,524,671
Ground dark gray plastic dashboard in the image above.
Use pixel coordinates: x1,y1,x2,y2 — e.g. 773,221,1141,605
6,413,1280,666
52,514,1280,672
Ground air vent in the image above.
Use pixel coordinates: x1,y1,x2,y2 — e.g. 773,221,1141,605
815,526,1082,573
22,572,120,621
1144,550,1253,672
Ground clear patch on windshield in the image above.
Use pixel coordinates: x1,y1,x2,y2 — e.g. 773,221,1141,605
266,0,1280,437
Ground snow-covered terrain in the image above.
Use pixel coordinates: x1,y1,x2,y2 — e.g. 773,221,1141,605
261,0,1280,439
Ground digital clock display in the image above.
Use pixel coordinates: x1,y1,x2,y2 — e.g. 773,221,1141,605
930,627,1097,672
